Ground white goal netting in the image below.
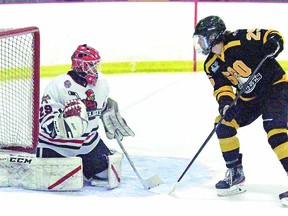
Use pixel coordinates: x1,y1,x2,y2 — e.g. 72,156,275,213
0,27,40,153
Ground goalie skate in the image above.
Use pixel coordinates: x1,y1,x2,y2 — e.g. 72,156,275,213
279,191,288,206
216,165,246,196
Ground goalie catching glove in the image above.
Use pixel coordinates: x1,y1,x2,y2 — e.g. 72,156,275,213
101,98,135,141
54,99,89,138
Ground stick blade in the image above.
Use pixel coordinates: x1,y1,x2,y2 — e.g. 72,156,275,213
168,182,178,195
143,174,163,190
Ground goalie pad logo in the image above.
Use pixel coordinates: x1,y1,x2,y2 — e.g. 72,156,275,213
9,155,33,164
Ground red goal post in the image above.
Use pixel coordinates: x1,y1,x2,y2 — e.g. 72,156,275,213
0,27,40,153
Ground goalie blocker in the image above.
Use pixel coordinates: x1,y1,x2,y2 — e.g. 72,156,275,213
0,150,123,191
101,97,135,140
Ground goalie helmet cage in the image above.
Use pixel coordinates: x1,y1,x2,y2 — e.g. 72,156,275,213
0,27,40,153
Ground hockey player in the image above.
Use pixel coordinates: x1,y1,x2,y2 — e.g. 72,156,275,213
193,15,288,206
37,44,134,188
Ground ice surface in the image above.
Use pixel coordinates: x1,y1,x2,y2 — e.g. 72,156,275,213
1,73,287,214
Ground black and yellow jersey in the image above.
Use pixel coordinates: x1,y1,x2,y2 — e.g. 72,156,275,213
204,29,287,103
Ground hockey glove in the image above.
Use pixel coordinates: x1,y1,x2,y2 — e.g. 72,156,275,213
101,98,135,141
219,104,237,122
54,99,88,138
218,96,237,122
263,34,284,58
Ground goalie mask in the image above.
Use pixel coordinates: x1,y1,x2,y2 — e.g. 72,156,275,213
193,15,226,55
71,44,101,86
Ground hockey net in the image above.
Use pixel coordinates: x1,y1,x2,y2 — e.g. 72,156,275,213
0,27,40,153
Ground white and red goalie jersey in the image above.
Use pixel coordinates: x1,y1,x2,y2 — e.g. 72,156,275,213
38,70,109,157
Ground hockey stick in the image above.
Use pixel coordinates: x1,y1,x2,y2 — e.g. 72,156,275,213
114,132,163,190
114,130,163,190
169,54,271,194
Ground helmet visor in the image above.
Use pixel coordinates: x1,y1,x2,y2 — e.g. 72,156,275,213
84,60,101,76
193,34,210,55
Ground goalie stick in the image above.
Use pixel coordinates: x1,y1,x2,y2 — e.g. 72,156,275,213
108,111,163,190
169,54,272,194
114,129,163,190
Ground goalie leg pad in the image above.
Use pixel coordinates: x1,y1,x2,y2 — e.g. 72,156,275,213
108,151,123,188
0,152,83,191
0,154,9,187
91,150,123,189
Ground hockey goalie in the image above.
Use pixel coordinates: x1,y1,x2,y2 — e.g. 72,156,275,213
0,44,134,191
